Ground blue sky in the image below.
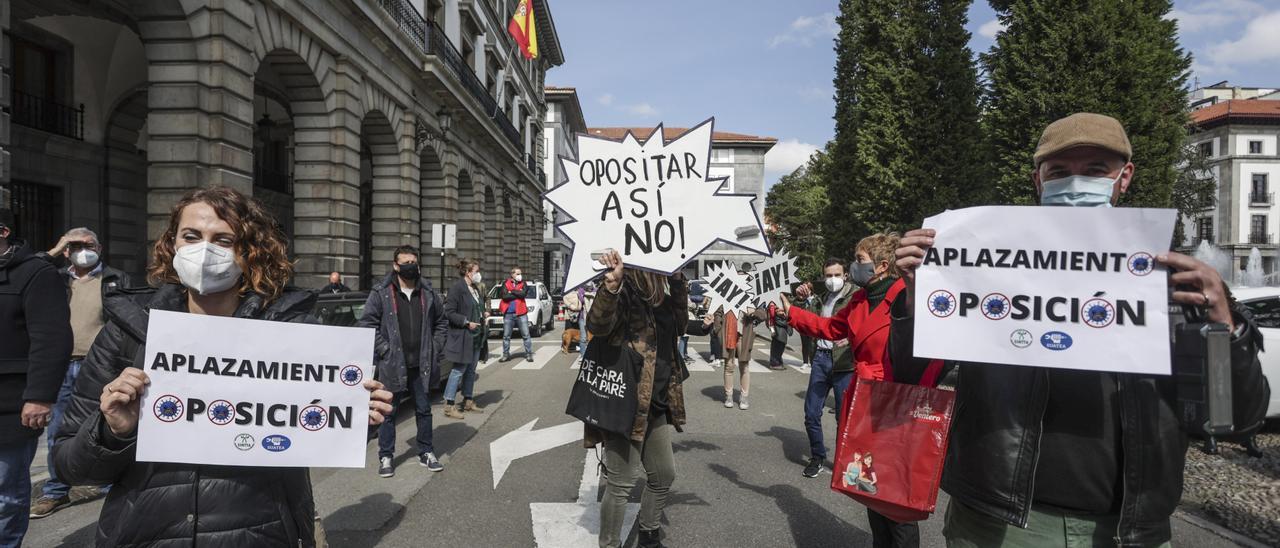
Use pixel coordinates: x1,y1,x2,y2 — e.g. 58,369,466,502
544,0,1280,190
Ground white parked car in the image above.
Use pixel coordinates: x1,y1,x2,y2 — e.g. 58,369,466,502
1225,286,1280,418
486,281,555,337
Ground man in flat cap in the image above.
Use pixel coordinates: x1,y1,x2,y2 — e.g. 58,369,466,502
889,113,1270,546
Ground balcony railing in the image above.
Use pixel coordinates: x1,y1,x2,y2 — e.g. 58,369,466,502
1251,192,1274,205
372,0,522,151
11,89,83,140
1249,232,1272,244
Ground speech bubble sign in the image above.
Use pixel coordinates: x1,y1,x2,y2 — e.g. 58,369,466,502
544,118,771,291
750,252,799,308
701,262,756,317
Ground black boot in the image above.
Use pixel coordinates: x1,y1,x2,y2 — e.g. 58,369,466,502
638,528,665,548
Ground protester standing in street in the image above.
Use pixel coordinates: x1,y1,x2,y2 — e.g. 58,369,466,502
443,259,486,420
321,271,351,294
786,235,921,547
30,228,131,519
766,301,790,370
0,208,72,548
721,302,766,410
588,249,689,548
50,186,393,548
500,267,533,362
789,259,855,478
360,245,449,478
891,113,1271,547
796,286,819,370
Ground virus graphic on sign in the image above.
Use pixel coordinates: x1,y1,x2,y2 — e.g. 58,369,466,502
981,293,1011,320
543,119,771,291
928,290,956,318
153,395,184,422
300,405,328,431
340,365,363,386
1082,298,1115,328
207,399,235,425
1127,252,1154,276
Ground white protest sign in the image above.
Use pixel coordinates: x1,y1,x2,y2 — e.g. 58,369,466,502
751,252,799,308
137,310,373,468
913,206,1175,374
701,262,756,316
544,119,771,291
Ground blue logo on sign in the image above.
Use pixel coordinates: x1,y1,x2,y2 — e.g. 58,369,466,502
1040,331,1073,351
262,435,291,452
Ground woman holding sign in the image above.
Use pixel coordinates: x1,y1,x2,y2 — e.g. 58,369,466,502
783,232,925,548
50,187,394,548
587,249,689,548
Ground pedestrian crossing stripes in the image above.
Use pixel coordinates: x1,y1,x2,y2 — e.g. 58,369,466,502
512,345,561,370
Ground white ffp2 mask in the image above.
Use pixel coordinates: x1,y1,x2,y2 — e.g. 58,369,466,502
173,241,242,295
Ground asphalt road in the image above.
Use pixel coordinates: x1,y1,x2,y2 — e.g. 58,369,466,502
24,325,1249,547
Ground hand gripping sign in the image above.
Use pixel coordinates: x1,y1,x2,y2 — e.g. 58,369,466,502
137,310,373,468
912,206,1175,375
544,119,771,291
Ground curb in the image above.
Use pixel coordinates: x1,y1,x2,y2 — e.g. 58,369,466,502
1175,510,1270,548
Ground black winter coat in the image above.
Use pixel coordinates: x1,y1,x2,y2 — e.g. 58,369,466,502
0,239,72,442
889,295,1270,546
443,277,485,365
52,283,318,548
357,272,448,393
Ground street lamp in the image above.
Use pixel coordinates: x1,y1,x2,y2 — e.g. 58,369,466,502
415,107,452,151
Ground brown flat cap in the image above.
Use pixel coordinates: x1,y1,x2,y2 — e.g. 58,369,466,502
1034,113,1132,165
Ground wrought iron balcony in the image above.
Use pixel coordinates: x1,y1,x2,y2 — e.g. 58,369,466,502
372,0,522,151
11,89,83,140
1249,232,1272,244
1251,192,1274,205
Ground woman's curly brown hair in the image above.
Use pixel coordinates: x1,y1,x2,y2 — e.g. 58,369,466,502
147,186,294,303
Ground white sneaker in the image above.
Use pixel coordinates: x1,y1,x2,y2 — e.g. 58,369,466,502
739,397,749,410
724,396,734,408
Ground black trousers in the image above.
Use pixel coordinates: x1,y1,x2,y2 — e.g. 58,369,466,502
867,508,919,548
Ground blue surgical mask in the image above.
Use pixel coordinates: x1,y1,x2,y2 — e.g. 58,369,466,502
1039,169,1124,207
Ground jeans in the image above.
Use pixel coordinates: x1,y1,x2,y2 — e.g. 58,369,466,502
377,367,434,459
41,359,81,500
677,335,689,360
0,438,38,548
600,414,674,548
502,313,531,357
805,349,852,460
444,357,479,403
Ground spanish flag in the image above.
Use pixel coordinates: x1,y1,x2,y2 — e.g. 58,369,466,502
507,0,538,59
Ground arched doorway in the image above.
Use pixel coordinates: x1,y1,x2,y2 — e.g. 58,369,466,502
485,186,501,284
359,111,400,288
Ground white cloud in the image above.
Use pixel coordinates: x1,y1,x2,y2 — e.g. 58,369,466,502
1168,0,1267,33
770,12,838,48
1206,10,1280,65
764,139,821,183
977,18,1005,39
597,93,614,106
624,103,659,117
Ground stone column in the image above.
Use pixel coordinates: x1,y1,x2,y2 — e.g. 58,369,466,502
293,56,362,288
141,1,256,249
473,33,487,84
444,0,461,50
368,113,420,269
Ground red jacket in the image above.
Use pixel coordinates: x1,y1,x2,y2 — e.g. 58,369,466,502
789,278,907,382
500,279,528,315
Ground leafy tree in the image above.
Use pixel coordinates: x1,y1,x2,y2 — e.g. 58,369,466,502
766,145,833,282
982,0,1192,208
827,0,986,256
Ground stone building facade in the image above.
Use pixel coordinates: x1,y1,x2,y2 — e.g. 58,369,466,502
0,0,563,290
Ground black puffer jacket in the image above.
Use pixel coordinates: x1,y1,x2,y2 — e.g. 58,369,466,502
0,239,72,442
52,283,318,548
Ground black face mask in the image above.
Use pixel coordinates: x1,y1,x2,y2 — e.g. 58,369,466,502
398,263,420,280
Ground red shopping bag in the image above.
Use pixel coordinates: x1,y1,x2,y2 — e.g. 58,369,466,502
830,366,955,523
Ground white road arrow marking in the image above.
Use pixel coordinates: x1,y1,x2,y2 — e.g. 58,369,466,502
490,418,581,489
530,448,638,547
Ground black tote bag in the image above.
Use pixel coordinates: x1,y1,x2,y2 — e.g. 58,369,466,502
565,339,642,436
